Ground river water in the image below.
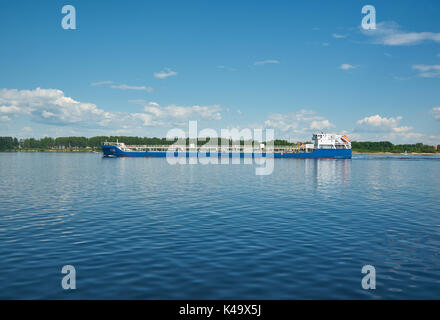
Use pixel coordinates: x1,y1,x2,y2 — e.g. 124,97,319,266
0,152,439,299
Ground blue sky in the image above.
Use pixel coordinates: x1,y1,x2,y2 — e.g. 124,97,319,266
0,0,439,143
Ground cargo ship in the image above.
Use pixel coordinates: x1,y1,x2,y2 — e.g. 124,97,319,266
101,134,352,159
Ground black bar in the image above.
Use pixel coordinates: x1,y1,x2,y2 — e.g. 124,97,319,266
2,300,439,319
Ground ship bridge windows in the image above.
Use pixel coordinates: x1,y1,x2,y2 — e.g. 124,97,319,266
319,144,335,149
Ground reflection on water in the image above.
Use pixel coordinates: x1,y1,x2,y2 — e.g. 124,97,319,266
0,153,439,299
307,159,351,192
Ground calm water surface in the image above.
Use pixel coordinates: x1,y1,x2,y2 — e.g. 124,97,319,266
0,152,439,299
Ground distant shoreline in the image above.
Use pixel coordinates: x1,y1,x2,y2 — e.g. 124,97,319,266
2,137,438,154
0,149,99,153
352,151,438,155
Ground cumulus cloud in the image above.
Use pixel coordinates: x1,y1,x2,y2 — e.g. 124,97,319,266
412,65,440,78
361,21,440,46
154,68,178,79
0,105,21,114
0,88,112,126
254,59,279,66
309,119,333,130
356,114,405,132
355,114,423,139
354,114,435,143
0,88,223,131
130,113,154,126
131,100,222,121
264,110,334,134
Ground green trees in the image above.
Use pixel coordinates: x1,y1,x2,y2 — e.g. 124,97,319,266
351,141,437,153
0,137,19,151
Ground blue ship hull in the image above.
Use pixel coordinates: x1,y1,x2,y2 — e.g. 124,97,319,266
102,145,352,159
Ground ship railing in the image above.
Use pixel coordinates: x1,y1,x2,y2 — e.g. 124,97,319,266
102,143,318,153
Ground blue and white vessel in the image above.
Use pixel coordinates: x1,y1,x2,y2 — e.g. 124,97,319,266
101,133,352,159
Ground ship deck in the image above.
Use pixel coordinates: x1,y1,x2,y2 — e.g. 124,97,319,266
101,142,323,153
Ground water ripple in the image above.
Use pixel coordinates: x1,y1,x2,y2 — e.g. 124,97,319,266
0,153,439,299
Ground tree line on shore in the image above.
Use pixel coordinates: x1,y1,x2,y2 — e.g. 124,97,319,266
0,136,299,150
0,136,438,153
350,141,437,153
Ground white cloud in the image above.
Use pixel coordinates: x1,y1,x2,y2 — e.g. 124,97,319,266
0,88,223,132
431,107,440,120
131,113,154,126
361,21,440,46
332,33,347,39
254,59,279,66
0,115,10,122
264,110,333,134
109,84,153,92
91,80,113,86
340,64,356,70
0,88,111,126
237,109,242,115
132,100,222,121
356,114,404,132
309,119,334,130
91,81,153,92
264,115,297,132
392,126,412,133
412,65,440,78
355,114,436,143
154,68,178,79
0,105,22,114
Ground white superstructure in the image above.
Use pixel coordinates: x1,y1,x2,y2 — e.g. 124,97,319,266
312,133,351,149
